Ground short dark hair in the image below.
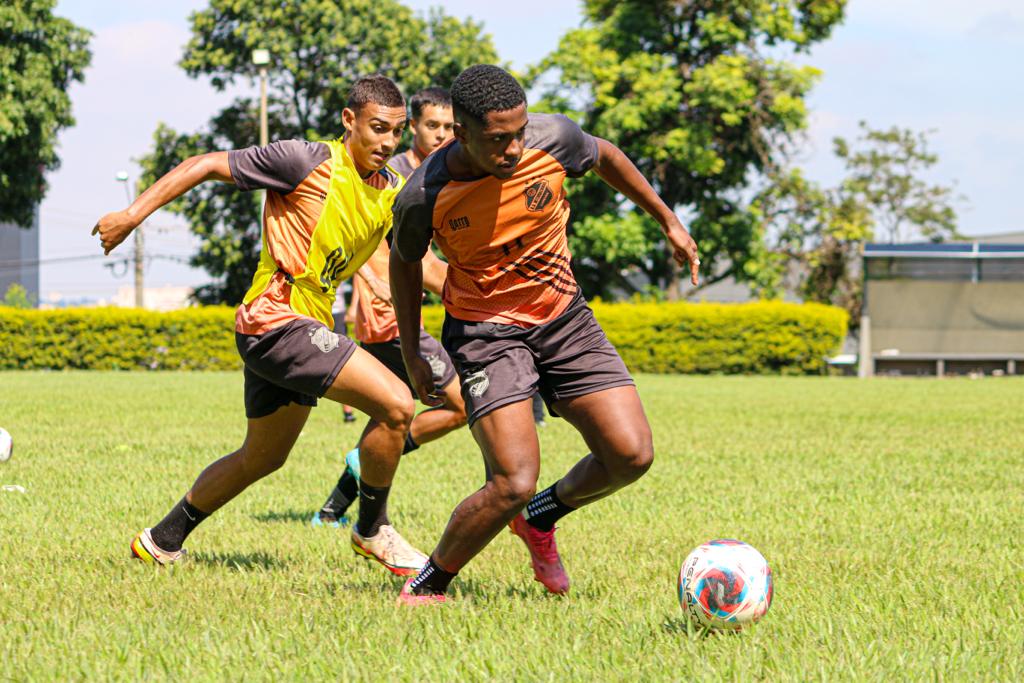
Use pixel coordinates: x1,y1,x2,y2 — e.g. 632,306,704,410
410,87,451,120
346,75,405,112
450,65,526,126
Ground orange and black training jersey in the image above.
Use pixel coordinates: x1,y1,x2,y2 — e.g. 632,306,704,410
228,139,403,335
392,113,598,327
352,237,402,344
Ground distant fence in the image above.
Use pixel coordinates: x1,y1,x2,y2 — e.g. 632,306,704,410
0,300,846,375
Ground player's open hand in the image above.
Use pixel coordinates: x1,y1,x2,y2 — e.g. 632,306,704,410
665,219,700,286
405,355,444,407
91,210,138,255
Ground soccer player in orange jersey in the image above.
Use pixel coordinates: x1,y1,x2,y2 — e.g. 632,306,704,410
92,76,432,576
389,65,700,603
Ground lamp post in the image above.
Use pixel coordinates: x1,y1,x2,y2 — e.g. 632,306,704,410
252,49,270,147
115,170,143,308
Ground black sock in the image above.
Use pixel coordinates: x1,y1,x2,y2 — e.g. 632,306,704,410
356,481,390,537
150,497,209,552
402,432,419,455
320,468,359,519
523,481,575,532
409,556,457,595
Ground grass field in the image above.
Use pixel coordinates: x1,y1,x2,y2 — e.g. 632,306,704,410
1,372,1022,681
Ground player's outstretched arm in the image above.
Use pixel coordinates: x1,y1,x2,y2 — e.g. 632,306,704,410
390,208,443,406
592,138,700,286
91,152,232,255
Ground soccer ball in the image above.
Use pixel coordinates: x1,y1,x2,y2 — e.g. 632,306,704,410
677,539,773,631
0,428,11,463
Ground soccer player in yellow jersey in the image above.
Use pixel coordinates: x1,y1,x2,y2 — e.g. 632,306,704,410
92,75,430,576
312,87,466,528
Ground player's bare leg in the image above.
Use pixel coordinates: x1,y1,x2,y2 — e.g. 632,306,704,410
322,347,428,575
131,403,311,564
404,399,540,595
187,403,311,513
323,346,415,488
503,385,652,593
547,385,653,507
314,375,465,527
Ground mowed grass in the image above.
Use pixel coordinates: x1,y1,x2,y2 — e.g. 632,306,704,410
1,372,1022,681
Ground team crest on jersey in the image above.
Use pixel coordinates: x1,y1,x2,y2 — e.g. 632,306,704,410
524,178,553,212
426,354,447,379
464,369,490,398
309,326,340,354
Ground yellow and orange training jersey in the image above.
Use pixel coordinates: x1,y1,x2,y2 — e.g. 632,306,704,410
392,113,598,327
228,139,404,335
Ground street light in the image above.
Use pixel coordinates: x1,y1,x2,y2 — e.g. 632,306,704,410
115,170,144,308
252,49,270,147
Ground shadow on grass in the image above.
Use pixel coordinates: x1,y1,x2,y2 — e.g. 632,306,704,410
452,576,568,602
661,616,733,640
191,550,286,572
252,508,317,525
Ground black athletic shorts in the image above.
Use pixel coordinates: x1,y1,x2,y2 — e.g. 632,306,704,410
362,330,458,396
236,318,358,418
441,292,635,426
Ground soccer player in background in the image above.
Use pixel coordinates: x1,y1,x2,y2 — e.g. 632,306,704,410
92,75,431,576
389,87,454,179
332,284,358,423
389,65,700,602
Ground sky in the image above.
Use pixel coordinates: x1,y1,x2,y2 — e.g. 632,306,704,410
33,0,1024,301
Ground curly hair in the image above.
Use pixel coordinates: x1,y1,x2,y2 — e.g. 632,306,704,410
346,74,405,112
450,65,526,126
410,87,451,120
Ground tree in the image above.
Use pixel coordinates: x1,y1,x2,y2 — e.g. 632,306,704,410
753,124,961,324
0,0,91,228
140,0,499,304
834,121,960,243
2,283,35,308
528,0,846,299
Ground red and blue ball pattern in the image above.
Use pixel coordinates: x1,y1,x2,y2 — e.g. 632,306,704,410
678,539,773,630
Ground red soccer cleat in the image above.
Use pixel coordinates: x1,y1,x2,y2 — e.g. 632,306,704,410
509,513,570,595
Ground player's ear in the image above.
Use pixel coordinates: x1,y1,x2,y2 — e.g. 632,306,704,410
453,121,469,145
341,107,357,134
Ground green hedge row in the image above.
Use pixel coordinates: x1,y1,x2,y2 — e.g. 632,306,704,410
0,300,847,374
0,306,239,371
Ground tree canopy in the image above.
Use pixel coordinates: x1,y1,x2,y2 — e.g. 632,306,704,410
528,0,847,298
0,0,91,228
140,0,498,304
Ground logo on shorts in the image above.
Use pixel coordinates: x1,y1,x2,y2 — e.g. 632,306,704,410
524,178,554,212
309,326,340,354
464,369,489,398
426,354,447,379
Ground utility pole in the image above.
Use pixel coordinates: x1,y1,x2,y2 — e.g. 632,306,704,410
252,49,270,147
115,171,143,308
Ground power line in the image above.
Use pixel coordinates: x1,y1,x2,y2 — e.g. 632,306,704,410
0,253,192,271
